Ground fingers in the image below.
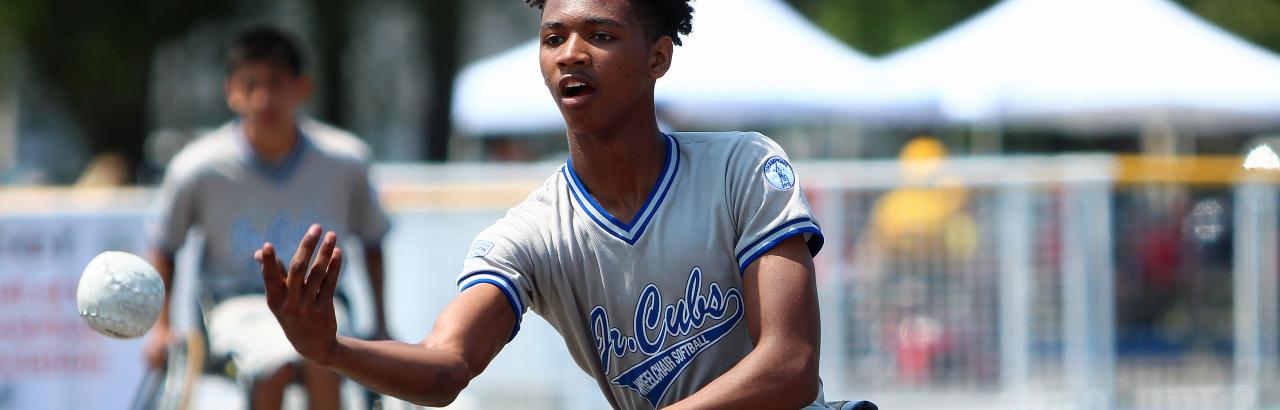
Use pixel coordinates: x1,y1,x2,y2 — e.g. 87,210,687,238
287,225,323,300
275,259,288,309
305,231,338,299
319,247,343,306
257,243,286,309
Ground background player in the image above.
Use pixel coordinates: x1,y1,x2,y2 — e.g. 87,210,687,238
254,0,846,408
145,26,392,410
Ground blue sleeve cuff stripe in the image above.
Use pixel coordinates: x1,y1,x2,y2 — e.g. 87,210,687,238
458,272,525,340
737,227,824,274
460,278,524,340
457,272,526,314
735,218,814,260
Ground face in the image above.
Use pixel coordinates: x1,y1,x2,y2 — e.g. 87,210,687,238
225,61,311,132
538,0,672,133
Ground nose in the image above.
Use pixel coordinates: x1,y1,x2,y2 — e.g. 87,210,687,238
250,87,273,109
555,34,590,68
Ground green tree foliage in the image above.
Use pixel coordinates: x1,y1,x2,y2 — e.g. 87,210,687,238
1177,0,1280,54
417,1,462,162
0,0,233,181
785,0,1280,57
312,0,354,129
783,0,996,56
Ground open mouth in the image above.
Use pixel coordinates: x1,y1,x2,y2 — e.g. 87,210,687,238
562,80,595,98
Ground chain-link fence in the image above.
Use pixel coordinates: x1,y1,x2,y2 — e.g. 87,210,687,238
807,155,1280,410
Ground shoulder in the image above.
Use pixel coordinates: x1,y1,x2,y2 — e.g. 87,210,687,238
164,122,241,184
670,131,782,159
670,131,790,179
498,171,562,232
299,117,373,165
474,171,561,249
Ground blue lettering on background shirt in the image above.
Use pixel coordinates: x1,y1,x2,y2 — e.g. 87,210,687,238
230,210,335,275
590,267,743,407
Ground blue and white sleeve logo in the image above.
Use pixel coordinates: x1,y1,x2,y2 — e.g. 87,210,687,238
762,156,795,191
467,240,494,258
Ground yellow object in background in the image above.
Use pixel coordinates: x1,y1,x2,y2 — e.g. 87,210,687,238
870,136,977,260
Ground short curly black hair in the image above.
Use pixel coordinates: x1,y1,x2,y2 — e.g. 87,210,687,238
525,0,694,46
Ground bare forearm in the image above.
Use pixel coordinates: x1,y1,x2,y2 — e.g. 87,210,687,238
323,336,472,407
148,249,175,327
673,237,824,409
667,340,818,409
364,246,387,331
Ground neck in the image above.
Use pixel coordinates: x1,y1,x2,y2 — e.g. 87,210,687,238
241,120,298,162
567,117,666,223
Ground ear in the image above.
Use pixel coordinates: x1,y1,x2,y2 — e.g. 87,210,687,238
649,36,674,79
224,78,242,113
294,74,315,103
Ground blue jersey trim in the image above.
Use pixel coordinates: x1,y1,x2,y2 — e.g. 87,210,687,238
563,168,625,240
458,273,524,340
565,161,631,229
456,271,527,314
735,218,815,260
234,119,310,184
737,227,825,274
628,147,680,245
561,134,680,245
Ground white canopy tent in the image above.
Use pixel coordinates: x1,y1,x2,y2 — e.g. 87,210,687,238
859,0,1280,132
451,0,873,136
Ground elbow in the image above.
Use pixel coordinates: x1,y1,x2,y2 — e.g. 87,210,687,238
773,341,821,407
792,367,821,407
413,394,461,408
408,358,473,407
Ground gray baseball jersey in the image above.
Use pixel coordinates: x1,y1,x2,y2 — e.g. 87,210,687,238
149,118,391,303
458,132,824,409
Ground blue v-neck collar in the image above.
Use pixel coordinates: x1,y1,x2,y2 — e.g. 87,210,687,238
234,120,309,184
561,133,680,245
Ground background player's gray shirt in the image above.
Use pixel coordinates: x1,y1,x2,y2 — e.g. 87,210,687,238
459,132,824,409
149,118,391,303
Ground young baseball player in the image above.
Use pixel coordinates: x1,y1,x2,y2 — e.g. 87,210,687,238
255,1,865,408
146,26,392,410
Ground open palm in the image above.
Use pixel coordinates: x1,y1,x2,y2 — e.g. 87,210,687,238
254,224,343,364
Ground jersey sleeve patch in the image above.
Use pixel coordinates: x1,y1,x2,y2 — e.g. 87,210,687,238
761,156,796,191
467,240,495,258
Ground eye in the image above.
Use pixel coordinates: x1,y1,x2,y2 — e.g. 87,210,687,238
543,35,565,47
590,32,614,42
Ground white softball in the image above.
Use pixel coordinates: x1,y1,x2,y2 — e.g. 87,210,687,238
76,251,166,339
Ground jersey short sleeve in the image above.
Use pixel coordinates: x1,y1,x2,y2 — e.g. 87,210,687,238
727,132,824,273
300,118,393,247
147,159,200,253
348,161,392,246
456,214,541,339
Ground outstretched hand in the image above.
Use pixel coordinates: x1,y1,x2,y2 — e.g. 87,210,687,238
254,224,343,365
